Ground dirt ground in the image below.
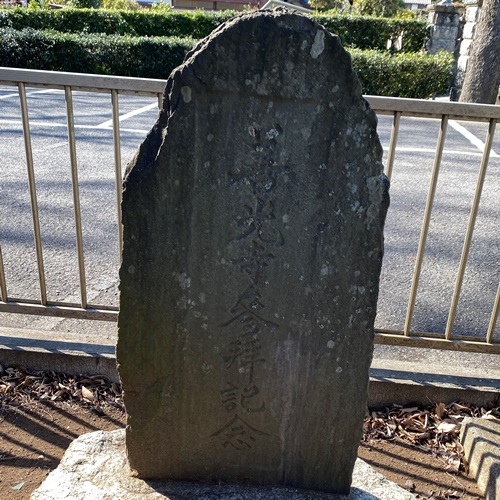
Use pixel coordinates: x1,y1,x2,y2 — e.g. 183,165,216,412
0,366,485,499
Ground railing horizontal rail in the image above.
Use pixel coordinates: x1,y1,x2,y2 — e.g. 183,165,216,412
374,332,500,354
376,326,500,343
366,95,500,122
0,299,118,321
2,69,499,120
0,67,167,96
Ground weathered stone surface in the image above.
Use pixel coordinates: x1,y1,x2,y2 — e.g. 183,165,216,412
31,430,416,500
117,9,388,494
460,417,500,500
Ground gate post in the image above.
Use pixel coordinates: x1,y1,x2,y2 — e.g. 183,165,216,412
427,0,463,99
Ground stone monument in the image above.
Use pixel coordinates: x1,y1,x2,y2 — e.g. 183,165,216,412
117,9,389,495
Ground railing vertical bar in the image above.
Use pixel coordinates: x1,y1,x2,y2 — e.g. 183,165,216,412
385,111,401,181
445,118,497,340
111,90,123,260
404,114,449,336
0,244,8,301
19,82,47,305
486,283,500,343
64,86,87,309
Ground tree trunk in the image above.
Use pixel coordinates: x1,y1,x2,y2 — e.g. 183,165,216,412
460,0,500,104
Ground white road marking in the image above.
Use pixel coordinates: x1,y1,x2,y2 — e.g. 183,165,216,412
0,119,150,135
35,142,68,152
449,119,499,158
0,88,63,100
96,102,158,128
383,146,496,158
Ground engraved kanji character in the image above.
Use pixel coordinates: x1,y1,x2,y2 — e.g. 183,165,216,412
218,382,265,413
241,384,265,413
222,285,278,330
232,240,276,284
219,382,239,412
234,198,284,245
221,336,265,375
211,414,268,450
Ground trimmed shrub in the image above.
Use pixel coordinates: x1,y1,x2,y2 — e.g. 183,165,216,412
0,8,236,37
350,0,405,18
0,7,427,51
101,0,140,9
350,48,454,98
67,0,102,8
315,13,427,52
0,28,195,77
0,8,132,34
0,27,453,97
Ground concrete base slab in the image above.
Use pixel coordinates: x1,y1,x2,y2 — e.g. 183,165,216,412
31,429,416,500
460,417,500,500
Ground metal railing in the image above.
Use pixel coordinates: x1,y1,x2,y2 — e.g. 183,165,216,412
0,67,499,354
0,68,164,321
368,97,500,354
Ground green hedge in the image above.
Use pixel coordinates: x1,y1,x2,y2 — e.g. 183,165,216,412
0,27,194,76
350,48,453,97
315,13,427,52
0,27,452,97
0,7,427,51
0,8,239,36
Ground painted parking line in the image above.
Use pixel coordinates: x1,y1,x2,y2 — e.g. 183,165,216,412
0,88,157,130
386,146,497,158
1,117,495,157
0,88,64,100
35,141,69,153
96,102,158,128
0,119,150,135
449,120,499,158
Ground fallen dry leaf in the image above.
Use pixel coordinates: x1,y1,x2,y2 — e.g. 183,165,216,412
436,402,446,419
405,479,416,492
0,365,123,408
445,463,460,474
437,422,459,434
81,385,95,402
362,399,495,477
482,413,500,421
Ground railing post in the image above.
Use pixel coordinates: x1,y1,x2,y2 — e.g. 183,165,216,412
385,111,401,181
404,115,449,336
0,244,7,301
445,118,497,339
487,283,500,343
111,89,124,261
19,82,48,305
64,86,88,309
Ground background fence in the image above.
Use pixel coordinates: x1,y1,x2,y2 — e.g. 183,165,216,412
0,67,499,354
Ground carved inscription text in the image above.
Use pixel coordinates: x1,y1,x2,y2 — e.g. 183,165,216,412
212,126,289,450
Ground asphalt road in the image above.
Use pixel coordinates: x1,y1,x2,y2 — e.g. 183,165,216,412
0,87,499,368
